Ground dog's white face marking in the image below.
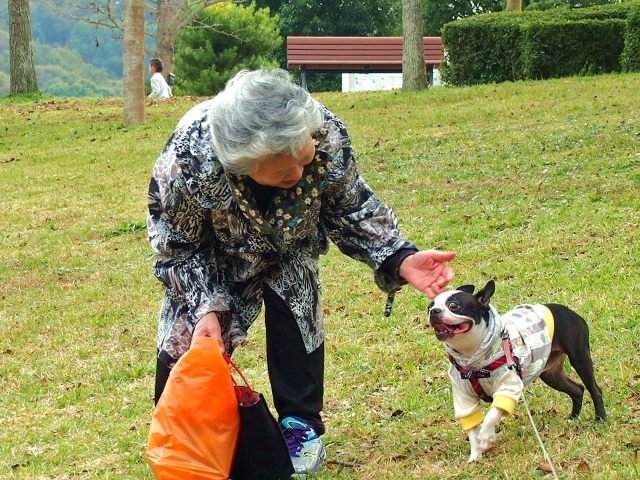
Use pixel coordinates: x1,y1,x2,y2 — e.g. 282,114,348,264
430,290,456,310
428,290,475,338
428,289,489,357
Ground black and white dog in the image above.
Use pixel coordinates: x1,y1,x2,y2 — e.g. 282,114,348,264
428,280,606,462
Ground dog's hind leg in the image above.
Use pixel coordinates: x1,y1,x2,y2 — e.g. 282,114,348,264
545,304,607,420
568,348,607,420
540,353,585,418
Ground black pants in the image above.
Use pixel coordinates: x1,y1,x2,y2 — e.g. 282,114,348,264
154,285,325,435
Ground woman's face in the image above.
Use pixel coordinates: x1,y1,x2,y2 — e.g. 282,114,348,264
248,136,315,189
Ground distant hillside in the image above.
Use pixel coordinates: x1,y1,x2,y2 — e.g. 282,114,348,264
0,2,125,97
0,28,122,97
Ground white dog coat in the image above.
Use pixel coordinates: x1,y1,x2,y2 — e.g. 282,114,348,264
446,304,554,430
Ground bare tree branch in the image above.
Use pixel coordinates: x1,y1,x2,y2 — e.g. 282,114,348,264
39,0,228,37
173,0,227,31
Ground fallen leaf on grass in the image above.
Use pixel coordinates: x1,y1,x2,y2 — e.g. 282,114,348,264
536,462,553,473
577,460,591,474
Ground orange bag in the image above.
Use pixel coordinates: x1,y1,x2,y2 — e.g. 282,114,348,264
146,336,240,480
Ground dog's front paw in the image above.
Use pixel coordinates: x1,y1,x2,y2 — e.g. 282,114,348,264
476,407,502,453
466,426,483,463
467,451,482,463
477,429,496,453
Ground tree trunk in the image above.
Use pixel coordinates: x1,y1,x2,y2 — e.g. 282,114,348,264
9,0,39,95
123,0,145,125
402,0,427,91
156,0,177,80
506,0,522,11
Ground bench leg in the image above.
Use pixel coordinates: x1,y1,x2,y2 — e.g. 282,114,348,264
427,65,434,87
301,69,308,90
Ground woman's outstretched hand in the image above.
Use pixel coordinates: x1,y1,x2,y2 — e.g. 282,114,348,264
399,250,457,299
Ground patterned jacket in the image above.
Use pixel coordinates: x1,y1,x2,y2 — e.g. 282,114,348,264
147,100,417,366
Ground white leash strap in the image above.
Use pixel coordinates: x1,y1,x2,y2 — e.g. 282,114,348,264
518,378,560,480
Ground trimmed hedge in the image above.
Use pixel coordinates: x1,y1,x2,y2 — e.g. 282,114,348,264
621,3,640,71
441,1,639,85
521,19,626,79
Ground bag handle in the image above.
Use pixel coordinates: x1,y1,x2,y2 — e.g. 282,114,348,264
223,353,253,389
223,353,261,406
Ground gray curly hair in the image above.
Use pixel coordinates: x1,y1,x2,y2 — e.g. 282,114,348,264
208,68,324,175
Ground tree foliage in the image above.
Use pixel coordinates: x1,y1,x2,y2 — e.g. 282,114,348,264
174,2,281,96
422,0,504,35
31,2,75,46
278,0,401,37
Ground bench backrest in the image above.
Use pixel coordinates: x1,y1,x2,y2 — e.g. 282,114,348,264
287,36,443,71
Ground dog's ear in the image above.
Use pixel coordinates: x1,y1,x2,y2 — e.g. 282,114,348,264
475,280,495,307
457,285,475,294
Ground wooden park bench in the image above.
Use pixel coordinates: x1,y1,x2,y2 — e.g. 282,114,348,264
287,36,444,90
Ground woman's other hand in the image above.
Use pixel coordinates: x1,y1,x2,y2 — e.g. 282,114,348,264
399,250,456,299
192,312,225,352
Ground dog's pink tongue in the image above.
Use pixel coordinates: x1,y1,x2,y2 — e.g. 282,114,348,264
433,322,471,334
457,323,471,333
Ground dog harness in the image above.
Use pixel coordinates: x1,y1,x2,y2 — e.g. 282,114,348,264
448,330,522,403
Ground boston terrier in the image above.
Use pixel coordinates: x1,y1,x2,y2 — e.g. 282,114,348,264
428,280,606,463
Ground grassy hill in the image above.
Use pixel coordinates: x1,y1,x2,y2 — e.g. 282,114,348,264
1,74,639,479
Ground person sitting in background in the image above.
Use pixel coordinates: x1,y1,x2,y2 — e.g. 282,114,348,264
147,68,455,476
148,58,172,99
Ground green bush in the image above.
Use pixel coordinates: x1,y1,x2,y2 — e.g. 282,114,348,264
527,0,632,10
441,15,528,85
175,2,281,96
521,19,626,79
441,2,637,86
621,3,640,71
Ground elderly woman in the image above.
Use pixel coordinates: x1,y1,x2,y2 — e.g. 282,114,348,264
147,68,455,476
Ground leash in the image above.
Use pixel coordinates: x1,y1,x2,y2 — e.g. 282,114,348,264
504,330,559,478
384,291,395,317
501,330,521,376
451,329,559,476
516,375,560,479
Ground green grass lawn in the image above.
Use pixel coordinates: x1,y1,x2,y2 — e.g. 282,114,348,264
1,73,639,479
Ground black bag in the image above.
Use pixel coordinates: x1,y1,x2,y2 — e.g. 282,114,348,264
225,355,294,480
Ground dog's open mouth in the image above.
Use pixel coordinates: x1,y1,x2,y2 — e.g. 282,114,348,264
433,321,472,336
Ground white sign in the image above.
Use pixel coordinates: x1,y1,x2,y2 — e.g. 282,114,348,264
342,70,443,92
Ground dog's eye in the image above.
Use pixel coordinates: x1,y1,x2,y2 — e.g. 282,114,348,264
448,302,460,311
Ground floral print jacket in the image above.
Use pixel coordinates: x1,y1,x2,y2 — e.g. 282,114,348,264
147,99,417,366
